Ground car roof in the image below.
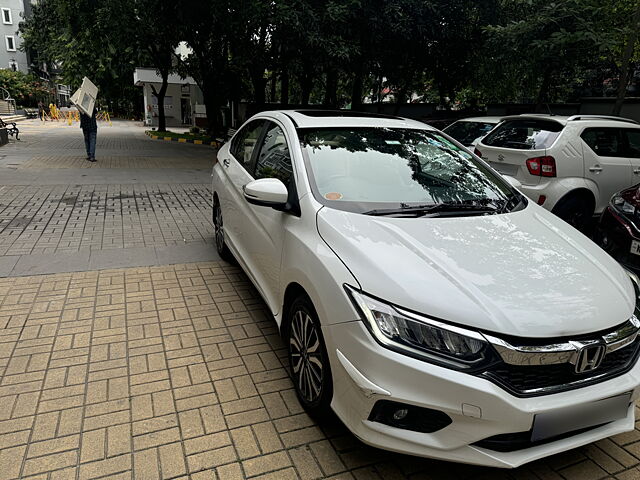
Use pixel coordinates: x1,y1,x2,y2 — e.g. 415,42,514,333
499,114,639,127
263,110,435,130
451,116,503,124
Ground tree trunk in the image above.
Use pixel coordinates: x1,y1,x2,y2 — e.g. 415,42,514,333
535,67,553,113
202,80,223,137
281,65,289,106
393,87,408,115
323,69,338,107
351,65,364,110
252,74,266,107
151,69,169,132
613,3,640,116
300,73,313,106
269,74,277,103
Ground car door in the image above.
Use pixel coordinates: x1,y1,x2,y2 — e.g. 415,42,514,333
225,120,296,313
580,127,632,212
623,128,640,186
216,119,265,261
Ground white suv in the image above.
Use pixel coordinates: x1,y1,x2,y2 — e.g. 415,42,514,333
474,114,640,229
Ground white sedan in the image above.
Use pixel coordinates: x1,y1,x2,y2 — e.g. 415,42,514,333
211,110,640,467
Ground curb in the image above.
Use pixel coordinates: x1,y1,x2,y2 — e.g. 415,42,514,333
145,131,220,147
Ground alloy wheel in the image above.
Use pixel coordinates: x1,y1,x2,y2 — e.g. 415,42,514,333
214,203,225,254
290,309,324,404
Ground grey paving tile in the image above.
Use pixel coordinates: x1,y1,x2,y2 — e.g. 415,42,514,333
11,250,91,275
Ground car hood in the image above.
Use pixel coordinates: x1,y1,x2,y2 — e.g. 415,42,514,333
317,204,635,338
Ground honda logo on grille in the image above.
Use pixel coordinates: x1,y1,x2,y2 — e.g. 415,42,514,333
575,344,606,373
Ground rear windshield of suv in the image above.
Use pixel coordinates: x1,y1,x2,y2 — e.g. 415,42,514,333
482,119,563,150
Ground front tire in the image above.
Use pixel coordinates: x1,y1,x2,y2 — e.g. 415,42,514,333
552,194,593,232
287,295,333,414
212,199,233,262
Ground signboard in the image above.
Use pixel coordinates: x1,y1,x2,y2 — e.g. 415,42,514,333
70,77,98,116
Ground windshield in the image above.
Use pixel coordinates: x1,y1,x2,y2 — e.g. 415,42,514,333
482,119,563,150
299,127,514,214
443,121,497,146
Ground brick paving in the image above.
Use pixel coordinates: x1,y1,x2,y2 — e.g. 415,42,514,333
18,156,210,170
0,184,213,255
1,263,640,479
3,120,640,479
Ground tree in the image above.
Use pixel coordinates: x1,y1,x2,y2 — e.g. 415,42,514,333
0,69,53,106
20,0,141,115
176,1,233,135
612,1,640,115
482,0,622,109
133,1,181,132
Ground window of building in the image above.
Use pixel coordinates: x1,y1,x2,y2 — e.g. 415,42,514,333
5,35,15,51
1,8,12,25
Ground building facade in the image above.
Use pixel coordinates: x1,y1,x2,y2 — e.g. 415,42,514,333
134,67,205,127
0,0,29,73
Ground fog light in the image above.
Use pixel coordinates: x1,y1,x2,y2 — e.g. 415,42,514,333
368,400,452,433
538,195,546,205
392,408,409,421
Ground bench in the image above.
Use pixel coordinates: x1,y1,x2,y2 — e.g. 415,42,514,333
23,108,38,118
0,117,19,140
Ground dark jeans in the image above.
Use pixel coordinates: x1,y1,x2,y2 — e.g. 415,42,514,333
83,130,97,159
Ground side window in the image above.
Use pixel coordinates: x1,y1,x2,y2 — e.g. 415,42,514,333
230,120,263,168
254,123,293,186
624,129,640,159
581,128,624,157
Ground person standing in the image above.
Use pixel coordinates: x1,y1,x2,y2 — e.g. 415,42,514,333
80,109,98,162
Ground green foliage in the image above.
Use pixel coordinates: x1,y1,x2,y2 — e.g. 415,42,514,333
0,69,52,106
17,0,640,122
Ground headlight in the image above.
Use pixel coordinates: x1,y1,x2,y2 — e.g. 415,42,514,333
612,195,636,216
625,269,640,306
346,286,495,370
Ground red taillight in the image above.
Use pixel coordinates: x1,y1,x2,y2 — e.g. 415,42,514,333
526,156,556,177
537,195,546,205
474,148,482,157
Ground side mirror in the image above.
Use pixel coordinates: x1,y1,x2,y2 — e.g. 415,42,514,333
243,178,288,208
502,175,522,189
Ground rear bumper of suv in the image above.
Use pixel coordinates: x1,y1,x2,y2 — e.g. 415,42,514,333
325,321,640,468
518,180,569,211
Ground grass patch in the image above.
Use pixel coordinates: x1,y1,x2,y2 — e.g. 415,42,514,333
146,130,214,142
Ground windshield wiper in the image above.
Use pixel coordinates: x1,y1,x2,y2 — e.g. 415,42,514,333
363,202,498,217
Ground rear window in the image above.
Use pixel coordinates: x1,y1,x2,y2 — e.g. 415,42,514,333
482,119,563,150
443,121,497,146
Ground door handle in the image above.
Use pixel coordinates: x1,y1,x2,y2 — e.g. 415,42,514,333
223,159,230,168
634,168,640,175
589,165,603,173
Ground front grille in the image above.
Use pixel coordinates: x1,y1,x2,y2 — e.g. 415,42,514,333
473,424,603,452
481,335,640,397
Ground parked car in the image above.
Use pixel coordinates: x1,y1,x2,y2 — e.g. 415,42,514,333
212,110,640,468
598,183,640,271
442,116,503,147
474,114,640,230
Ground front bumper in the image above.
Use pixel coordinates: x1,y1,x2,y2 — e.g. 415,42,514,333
324,321,640,468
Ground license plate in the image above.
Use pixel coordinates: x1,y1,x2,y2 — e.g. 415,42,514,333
531,392,631,442
631,240,640,256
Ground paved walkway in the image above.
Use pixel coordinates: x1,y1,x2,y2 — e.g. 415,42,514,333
1,121,640,479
